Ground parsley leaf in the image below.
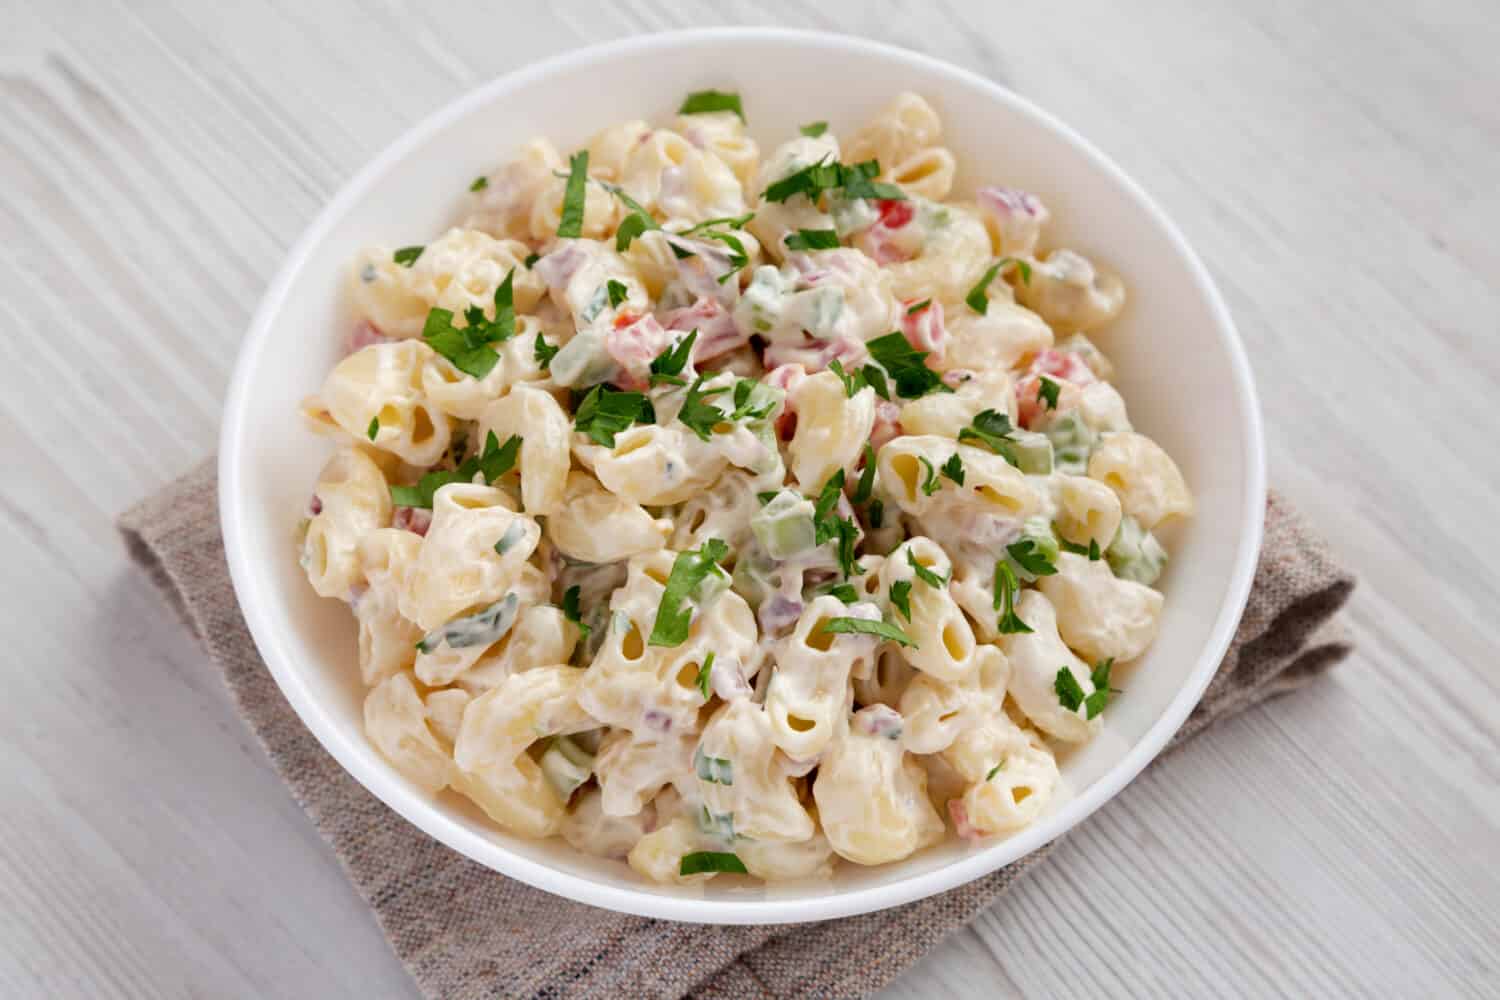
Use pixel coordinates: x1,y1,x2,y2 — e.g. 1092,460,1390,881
678,212,756,235
1084,658,1115,718
965,257,1032,314
476,430,521,482
821,616,916,647
906,298,932,315
785,228,840,251
830,516,861,579
828,358,863,398
906,548,948,588
649,538,730,647
1089,537,1102,561
614,212,655,252
756,491,779,505
941,453,965,487
421,268,517,378
1037,375,1061,411
574,385,650,447
994,561,1032,635
678,89,745,122
1055,667,1086,713
957,409,1018,460
677,376,731,441
860,364,891,401
763,155,842,203
696,229,751,284
533,332,559,370
393,245,423,268
1006,538,1058,578
649,329,696,386
889,580,912,621
1061,536,1103,561
868,498,884,530
696,651,716,701
918,456,941,496
986,759,1006,781
762,156,907,204
866,332,950,399
679,851,747,876
812,470,846,529
366,416,380,441
827,583,859,604
561,585,591,643
524,252,540,268
852,443,876,504
728,378,776,421
556,150,590,238
965,262,1002,314
606,279,629,310
799,121,828,137
469,176,488,192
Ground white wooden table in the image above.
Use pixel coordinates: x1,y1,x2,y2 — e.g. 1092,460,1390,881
3,2,1496,996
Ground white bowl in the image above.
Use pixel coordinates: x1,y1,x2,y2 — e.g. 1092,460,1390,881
220,27,1264,924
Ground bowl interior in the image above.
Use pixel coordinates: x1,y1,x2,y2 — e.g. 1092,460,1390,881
221,29,1262,923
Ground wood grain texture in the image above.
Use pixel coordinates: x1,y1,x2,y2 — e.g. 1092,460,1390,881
1,0,1496,996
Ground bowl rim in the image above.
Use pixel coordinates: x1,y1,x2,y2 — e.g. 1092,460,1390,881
219,26,1266,925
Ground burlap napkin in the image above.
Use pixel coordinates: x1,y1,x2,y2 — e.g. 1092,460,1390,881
119,462,1353,1000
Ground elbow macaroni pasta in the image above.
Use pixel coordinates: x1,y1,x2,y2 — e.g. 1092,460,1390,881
295,90,1194,884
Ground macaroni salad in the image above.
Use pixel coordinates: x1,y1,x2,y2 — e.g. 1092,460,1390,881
296,90,1194,884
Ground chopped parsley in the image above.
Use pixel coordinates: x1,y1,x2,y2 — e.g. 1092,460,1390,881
812,470,845,526
388,430,517,508
993,561,1032,635
678,89,745,122
1038,375,1061,411
866,332,950,399
696,229,751,284
918,456,941,496
868,498,884,530
810,470,861,579
889,580,912,621
1006,538,1058,578
523,252,540,268
1054,666,1087,714
784,228,841,251
477,431,522,482
606,279,629,310
965,257,1032,315
986,759,1006,781
678,212,755,235
941,453,965,487
677,376,731,441
799,121,828,137
695,651,716,700
366,416,380,441
821,616,916,647
556,150,590,238
561,585,591,643
393,245,423,268
614,211,655,252
861,364,892,401
906,298,932,315
756,491,779,505
827,583,859,604
1061,536,1103,561
649,538,730,647
533,332,559,370
762,157,906,205
649,329,697,386
852,444,877,504
421,268,517,378
728,378,776,421
958,409,1017,458
1086,658,1116,718
469,176,488,192
679,851,747,876
828,358,862,398
906,548,948,588
573,385,651,447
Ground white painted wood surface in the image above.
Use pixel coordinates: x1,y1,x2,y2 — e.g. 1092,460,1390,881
2,1,1496,996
